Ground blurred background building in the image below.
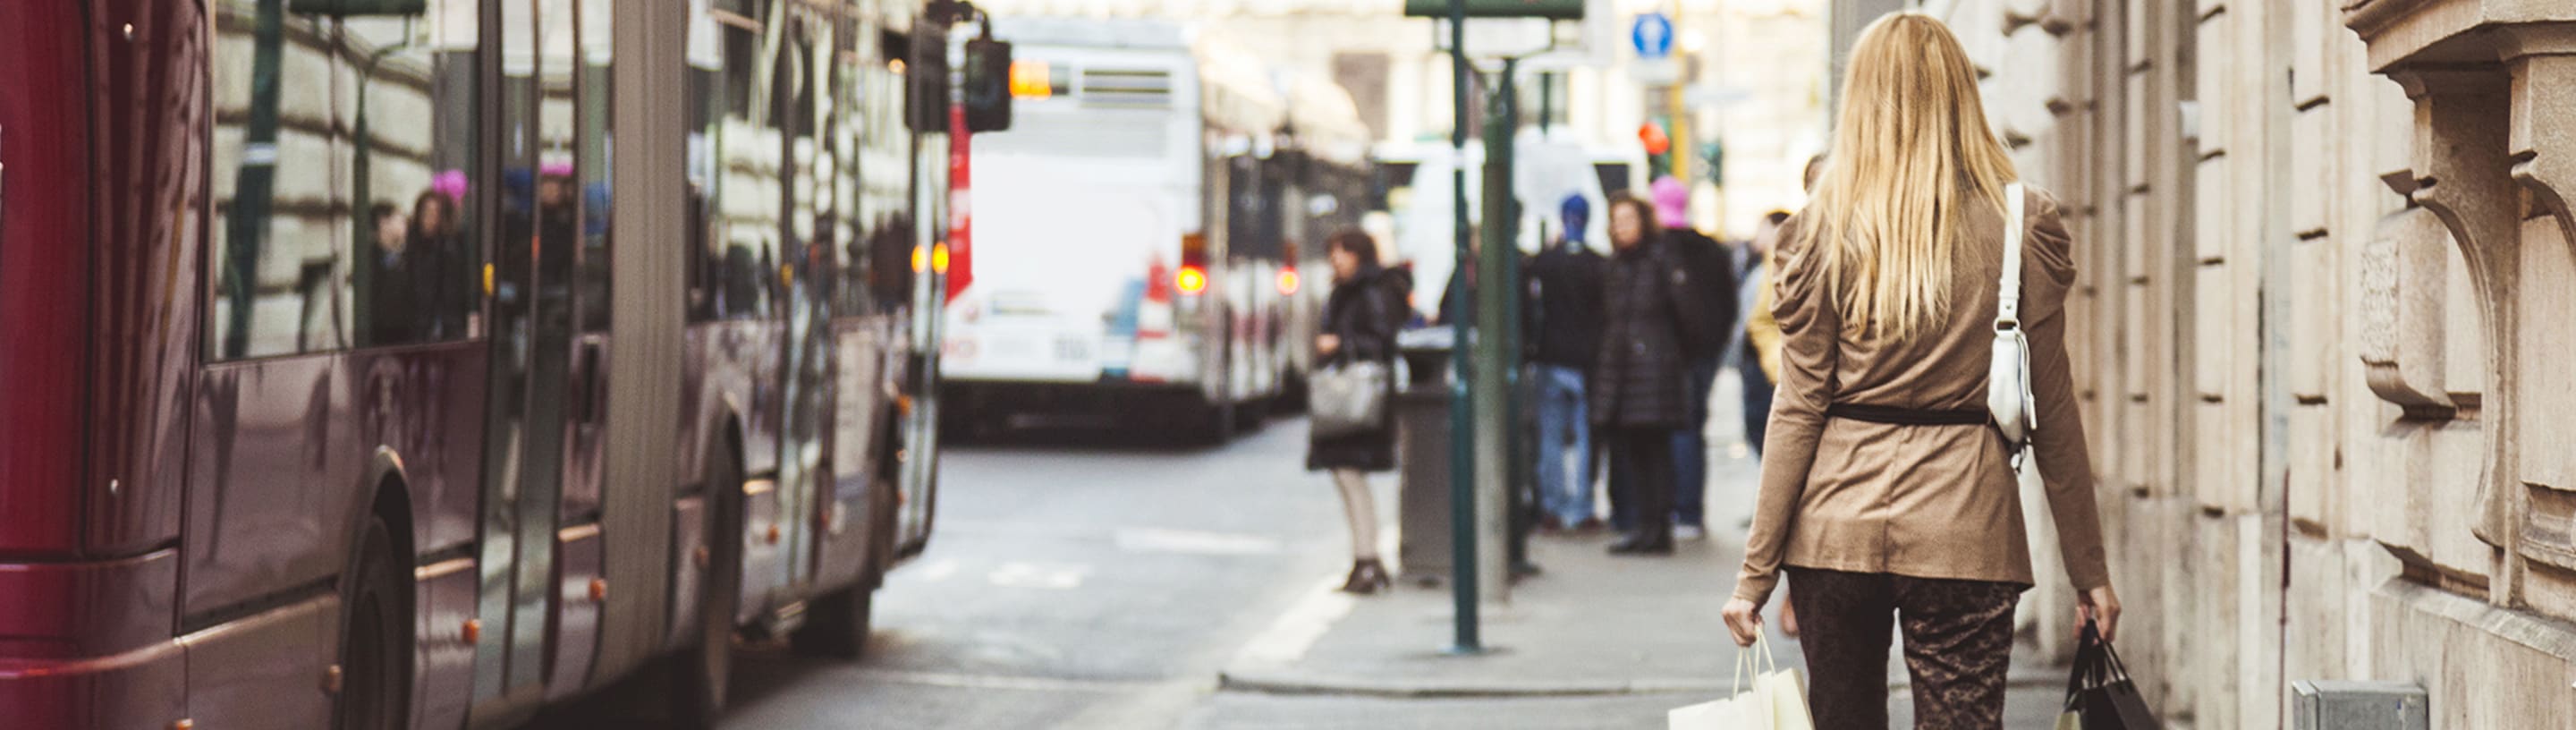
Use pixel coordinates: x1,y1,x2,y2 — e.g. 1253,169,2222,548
1942,0,2576,726
972,0,1830,241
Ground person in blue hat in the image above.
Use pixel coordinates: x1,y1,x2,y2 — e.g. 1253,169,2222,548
1524,193,1612,531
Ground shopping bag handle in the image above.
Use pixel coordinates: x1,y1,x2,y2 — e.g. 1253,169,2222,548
1732,632,1783,697
2069,617,2133,699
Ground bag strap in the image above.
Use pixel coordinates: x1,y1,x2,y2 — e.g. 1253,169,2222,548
1733,632,1783,697
1996,182,2027,331
2066,620,2098,708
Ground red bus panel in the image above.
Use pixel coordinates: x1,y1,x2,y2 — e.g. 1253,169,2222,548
0,0,91,557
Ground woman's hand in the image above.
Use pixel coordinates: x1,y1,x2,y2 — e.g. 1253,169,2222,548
1722,598,1765,647
1779,593,1800,639
2078,584,2123,643
1317,334,1342,356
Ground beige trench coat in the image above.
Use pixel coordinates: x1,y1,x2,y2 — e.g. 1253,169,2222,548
1733,186,2112,606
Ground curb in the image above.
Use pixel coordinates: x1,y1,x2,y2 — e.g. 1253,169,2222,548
1216,668,1731,699
1216,668,2070,700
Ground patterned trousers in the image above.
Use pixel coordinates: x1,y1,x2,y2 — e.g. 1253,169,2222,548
1785,567,2025,729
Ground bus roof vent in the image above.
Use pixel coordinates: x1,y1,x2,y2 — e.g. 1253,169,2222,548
1080,68,1173,108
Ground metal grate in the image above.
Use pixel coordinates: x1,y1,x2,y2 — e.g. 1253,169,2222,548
1080,68,1174,108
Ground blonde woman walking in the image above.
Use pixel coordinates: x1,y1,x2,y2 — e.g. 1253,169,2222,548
1721,13,2121,728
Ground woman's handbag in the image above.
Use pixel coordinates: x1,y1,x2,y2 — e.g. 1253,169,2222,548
1668,634,1814,730
1309,360,1389,439
2057,620,2164,729
1988,182,2040,471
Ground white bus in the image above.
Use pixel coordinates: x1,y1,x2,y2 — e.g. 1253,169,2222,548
942,18,1369,443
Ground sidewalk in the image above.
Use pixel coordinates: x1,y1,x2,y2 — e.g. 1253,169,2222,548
1217,529,2071,726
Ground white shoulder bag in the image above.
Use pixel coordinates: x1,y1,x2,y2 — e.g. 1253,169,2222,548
1988,182,2038,471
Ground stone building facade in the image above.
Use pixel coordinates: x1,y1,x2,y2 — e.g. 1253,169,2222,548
1941,0,2576,725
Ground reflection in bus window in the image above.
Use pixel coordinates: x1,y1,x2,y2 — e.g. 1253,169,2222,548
211,4,347,359
577,0,614,333
345,1,479,348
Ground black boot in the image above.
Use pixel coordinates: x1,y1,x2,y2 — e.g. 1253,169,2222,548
1341,558,1392,594
1606,528,1674,556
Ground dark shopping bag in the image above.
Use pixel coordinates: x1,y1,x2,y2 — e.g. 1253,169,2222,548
2058,620,2163,729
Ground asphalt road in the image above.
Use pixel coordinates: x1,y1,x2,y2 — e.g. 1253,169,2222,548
711,417,1359,729
547,414,1716,729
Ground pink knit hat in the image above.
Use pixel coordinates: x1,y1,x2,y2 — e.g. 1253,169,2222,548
1649,176,1690,228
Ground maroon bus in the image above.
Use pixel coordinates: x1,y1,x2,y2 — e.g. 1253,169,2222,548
0,0,954,727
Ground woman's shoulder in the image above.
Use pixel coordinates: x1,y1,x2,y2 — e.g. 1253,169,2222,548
2014,184,2076,284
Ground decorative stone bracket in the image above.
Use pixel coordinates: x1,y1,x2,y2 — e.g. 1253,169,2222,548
2349,4,2576,581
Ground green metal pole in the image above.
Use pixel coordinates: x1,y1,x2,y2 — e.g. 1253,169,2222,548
1445,0,1481,655
1486,60,1531,578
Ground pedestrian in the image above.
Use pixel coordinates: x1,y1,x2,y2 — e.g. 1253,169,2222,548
1649,176,1739,541
1308,229,1407,595
1721,13,2120,729
1526,194,1609,532
1591,192,1714,556
1732,210,1791,458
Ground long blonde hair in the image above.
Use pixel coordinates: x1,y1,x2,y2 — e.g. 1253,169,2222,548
1798,13,2017,343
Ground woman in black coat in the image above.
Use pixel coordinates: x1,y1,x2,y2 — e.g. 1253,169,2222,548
1307,229,1405,593
1592,193,1714,556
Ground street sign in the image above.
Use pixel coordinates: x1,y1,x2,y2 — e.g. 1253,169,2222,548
1403,0,1585,19
1631,57,1680,85
1631,13,1674,59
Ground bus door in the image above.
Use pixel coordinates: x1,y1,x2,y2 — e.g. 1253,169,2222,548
775,23,826,590
471,0,596,711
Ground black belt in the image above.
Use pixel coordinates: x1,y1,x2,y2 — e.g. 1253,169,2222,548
1825,403,1991,426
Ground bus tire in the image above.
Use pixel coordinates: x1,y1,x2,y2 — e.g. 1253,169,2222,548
671,443,744,728
1192,397,1236,446
792,476,893,660
335,514,410,730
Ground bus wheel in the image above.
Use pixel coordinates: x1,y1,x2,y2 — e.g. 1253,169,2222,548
672,445,744,728
335,514,409,730
792,478,892,660
1194,398,1236,446
1232,401,1266,433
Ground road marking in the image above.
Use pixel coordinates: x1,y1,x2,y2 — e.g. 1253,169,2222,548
1227,574,1353,670
851,667,1168,693
1114,527,1284,556
988,561,1089,590
910,557,962,582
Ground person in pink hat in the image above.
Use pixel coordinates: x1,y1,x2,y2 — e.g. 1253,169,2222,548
1613,175,1739,542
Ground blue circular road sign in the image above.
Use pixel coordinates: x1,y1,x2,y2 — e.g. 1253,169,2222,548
1632,13,1674,58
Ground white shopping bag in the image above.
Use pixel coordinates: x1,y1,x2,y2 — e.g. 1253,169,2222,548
1669,634,1815,730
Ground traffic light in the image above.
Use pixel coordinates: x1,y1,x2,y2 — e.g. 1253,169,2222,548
962,38,1013,133
905,24,951,133
1700,140,1724,187
1401,0,1584,19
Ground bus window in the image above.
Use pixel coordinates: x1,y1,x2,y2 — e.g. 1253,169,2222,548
830,44,872,319
346,0,481,348
577,0,614,334
683,0,782,322
210,6,350,360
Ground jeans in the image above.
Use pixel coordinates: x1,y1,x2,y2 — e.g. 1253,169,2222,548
1531,365,1593,525
1738,354,1775,456
1670,356,1722,528
1606,427,1676,538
